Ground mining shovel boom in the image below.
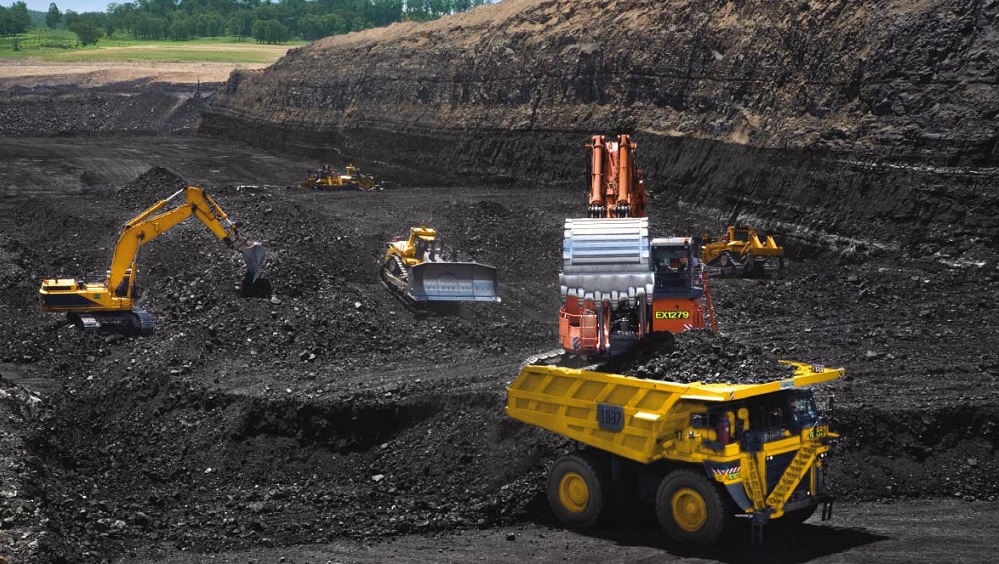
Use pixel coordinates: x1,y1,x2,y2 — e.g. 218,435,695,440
586,134,646,219
381,226,500,306
39,186,267,335
507,361,842,546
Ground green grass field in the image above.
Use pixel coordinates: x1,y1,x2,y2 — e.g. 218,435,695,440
0,30,303,64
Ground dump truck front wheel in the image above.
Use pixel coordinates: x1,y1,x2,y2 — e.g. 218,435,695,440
656,468,734,545
547,452,608,528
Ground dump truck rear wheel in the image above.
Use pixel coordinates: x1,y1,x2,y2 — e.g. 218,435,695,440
656,468,733,545
547,452,608,528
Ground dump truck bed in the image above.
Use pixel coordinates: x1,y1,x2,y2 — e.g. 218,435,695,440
506,361,842,465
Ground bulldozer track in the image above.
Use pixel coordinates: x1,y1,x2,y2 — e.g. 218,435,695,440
380,255,416,309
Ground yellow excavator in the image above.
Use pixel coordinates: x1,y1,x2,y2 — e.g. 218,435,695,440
381,226,500,307
38,186,268,335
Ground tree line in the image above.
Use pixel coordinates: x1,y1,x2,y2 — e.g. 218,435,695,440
23,0,491,46
0,2,30,37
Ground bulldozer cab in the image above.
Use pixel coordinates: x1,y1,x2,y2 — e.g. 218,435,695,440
730,226,751,243
410,233,439,263
413,236,434,263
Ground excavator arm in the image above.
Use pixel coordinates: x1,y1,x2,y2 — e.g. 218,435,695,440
105,187,266,292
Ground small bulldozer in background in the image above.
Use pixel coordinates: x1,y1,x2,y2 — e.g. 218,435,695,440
381,226,500,307
301,164,378,191
701,225,786,277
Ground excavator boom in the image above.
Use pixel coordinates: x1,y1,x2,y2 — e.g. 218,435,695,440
587,134,646,219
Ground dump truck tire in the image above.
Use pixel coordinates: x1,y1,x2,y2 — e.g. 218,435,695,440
656,468,734,546
546,451,608,528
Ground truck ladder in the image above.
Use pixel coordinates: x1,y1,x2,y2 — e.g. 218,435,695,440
741,453,767,511
765,441,818,510
702,271,718,333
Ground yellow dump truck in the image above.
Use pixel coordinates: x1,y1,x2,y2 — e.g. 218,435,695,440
506,361,842,545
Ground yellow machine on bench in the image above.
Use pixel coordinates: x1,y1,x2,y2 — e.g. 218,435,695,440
302,163,377,191
39,186,267,335
701,225,785,277
506,361,842,545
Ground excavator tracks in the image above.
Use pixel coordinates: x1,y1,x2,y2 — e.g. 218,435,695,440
69,308,155,336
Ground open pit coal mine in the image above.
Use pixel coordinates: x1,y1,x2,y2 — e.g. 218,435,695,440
2,0,999,562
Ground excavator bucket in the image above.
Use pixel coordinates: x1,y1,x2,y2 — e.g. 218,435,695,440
408,262,500,302
239,241,268,283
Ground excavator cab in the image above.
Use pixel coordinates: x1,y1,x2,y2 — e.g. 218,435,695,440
652,240,701,297
114,269,133,298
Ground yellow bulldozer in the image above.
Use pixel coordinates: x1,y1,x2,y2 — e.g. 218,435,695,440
301,163,378,191
507,361,842,546
380,226,500,307
38,186,267,335
701,225,785,277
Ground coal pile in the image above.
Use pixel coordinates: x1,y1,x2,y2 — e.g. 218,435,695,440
0,158,997,562
597,330,785,384
0,87,205,137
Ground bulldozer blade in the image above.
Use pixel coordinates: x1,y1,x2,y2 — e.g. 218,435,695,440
408,262,500,302
240,242,268,283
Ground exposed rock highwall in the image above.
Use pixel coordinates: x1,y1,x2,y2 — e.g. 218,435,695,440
202,0,999,254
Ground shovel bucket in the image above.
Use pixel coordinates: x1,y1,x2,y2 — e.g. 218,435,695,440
239,241,269,283
408,262,500,302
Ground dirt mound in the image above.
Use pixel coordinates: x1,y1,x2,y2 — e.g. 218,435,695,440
0,84,206,137
116,166,190,201
597,330,784,384
28,371,567,560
